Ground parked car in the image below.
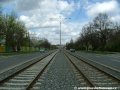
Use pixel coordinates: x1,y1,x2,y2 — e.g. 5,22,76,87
40,49,45,53
70,49,75,52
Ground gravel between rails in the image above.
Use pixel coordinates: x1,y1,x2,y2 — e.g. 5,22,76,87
32,51,83,90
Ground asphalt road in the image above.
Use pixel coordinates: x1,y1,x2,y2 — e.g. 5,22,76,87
72,51,120,71
0,51,52,73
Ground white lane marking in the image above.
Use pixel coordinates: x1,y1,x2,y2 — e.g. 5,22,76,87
111,59,120,63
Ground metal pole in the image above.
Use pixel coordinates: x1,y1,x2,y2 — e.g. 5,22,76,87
60,21,61,50
50,17,70,51
60,17,61,51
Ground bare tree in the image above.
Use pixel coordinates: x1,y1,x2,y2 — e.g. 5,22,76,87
81,25,90,51
93,13,111,52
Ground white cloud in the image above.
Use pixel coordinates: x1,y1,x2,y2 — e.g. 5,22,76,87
110,15,120,22
18,0,76,29
16,0,38,11
20,15,30,23
57,1,69,11
0,0,14,3
3,0,119,45
86,0,120,18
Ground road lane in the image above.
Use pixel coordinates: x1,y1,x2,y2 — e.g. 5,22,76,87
110,59,120,63
0,51,53,73
73,51,120,71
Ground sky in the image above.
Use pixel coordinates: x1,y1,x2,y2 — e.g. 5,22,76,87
0,0,120,45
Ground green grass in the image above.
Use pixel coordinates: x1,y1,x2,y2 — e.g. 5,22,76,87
79,50,116,55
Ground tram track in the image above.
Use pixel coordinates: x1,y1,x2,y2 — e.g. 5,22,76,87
0,51,57,90
0,50,120,89
64,51,120,89
64,52,95,87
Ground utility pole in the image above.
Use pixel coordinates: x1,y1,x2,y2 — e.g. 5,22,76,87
60,16,61,50
50,17,71,51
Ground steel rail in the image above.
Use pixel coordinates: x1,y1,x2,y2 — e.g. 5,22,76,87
0,51,56,85
65,50,120,87
63,51,96,87
26,52,57,90
66,51,120,83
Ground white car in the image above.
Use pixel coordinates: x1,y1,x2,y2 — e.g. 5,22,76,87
40,49,45,53
70,49,75,52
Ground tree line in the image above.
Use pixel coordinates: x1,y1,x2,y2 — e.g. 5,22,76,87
0,7,51,51
66,13,120,52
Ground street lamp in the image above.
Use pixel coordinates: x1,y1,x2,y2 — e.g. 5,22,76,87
50,17,71,51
